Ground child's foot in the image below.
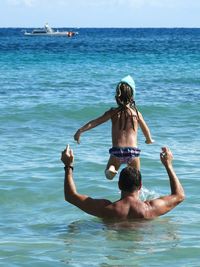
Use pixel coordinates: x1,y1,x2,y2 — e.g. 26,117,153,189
105,165,118,180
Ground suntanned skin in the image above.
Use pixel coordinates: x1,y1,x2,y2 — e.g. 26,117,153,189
74,107,153,147
61,145,185,220
74,106,154,176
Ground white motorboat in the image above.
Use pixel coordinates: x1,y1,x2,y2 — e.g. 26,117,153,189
24,23,78,37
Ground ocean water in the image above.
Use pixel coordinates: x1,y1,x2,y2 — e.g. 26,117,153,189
0,28,200,266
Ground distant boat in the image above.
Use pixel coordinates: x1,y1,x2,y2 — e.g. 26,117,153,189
24,23,78,37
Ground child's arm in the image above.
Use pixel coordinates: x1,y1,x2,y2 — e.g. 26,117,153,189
138,111,154,144
74,109,112,144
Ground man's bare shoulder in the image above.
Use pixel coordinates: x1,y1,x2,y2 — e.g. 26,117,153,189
142,195,179,219
103,198,155,220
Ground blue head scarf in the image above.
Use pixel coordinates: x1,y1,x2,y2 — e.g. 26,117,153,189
120,75,135,97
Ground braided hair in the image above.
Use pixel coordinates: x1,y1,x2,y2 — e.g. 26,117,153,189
115,82,139,130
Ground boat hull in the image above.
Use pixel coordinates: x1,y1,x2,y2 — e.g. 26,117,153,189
24,32,77,36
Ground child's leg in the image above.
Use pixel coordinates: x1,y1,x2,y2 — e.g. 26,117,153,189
128,157,140,171
105,156,121,180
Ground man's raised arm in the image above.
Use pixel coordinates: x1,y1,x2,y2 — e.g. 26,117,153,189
61,145,112,218
145,147,185,218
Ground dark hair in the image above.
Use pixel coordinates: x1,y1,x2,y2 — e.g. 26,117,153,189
119,166,142,192
115,82,139,130
115,82,134,106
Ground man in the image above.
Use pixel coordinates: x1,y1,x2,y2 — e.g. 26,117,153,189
61,145,184,220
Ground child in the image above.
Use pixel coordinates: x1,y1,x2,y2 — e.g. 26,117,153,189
74,75,154,179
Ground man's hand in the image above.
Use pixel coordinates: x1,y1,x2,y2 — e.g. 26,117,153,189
74,130,81,144
61,144,74,166
160,147,173,167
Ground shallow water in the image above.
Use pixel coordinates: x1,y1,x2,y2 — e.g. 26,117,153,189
0,28,200,266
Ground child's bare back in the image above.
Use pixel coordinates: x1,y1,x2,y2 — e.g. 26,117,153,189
111,106,139,147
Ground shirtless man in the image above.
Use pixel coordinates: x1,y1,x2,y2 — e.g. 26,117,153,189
74,75,154,180
61,145,185,220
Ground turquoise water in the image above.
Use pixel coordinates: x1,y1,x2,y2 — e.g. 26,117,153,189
0,28,200,266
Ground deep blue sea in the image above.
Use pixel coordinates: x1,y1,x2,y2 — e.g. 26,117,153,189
0,28,200,266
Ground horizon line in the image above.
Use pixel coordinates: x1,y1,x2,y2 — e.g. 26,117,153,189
0,26,200,29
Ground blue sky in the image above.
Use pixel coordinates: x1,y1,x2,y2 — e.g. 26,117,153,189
1,0,200,28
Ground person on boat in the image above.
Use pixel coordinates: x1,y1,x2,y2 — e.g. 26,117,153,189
61,145,185,220
44,23,53,33
74,75,154,180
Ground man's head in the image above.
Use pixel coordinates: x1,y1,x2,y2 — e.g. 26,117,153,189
118,166,142,193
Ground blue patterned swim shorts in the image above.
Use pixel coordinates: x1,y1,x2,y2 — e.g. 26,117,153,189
109,147,141,164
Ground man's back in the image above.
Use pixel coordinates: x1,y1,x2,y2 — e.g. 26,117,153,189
104,196,147,220
96,194,162,220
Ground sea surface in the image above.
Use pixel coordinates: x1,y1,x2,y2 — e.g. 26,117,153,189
0,28,200,266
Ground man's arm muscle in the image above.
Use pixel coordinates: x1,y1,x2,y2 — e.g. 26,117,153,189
66,192,112,218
